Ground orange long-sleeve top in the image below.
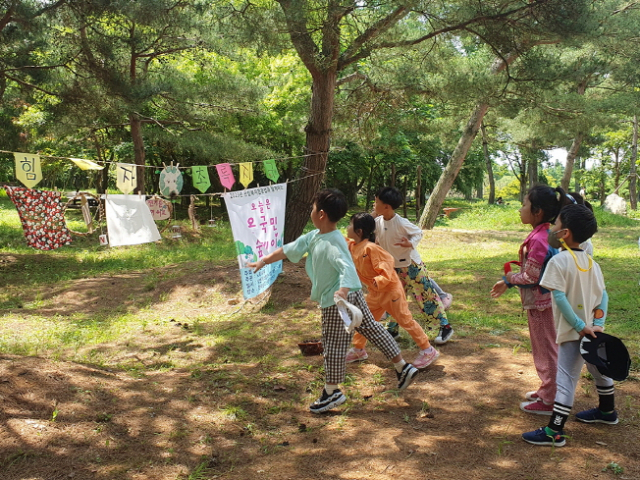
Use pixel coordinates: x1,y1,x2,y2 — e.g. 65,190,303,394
346,238,405,300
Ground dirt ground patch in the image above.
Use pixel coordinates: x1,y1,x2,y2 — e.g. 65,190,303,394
1,260,639,480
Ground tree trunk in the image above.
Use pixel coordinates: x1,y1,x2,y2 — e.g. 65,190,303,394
129,112,146,194
402,176,408,218
284,71,336,242
365,159,375,212
528,153,538,188
560,133,583,191
419,51,521,229
419,103,489,229
599,161,606,206
613,150,621,190
519,170,527,202
630,114,638,210
93,134,107,194
481,122,495,204
415,165,422,221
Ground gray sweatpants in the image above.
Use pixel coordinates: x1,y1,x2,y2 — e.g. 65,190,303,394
555,340,614,408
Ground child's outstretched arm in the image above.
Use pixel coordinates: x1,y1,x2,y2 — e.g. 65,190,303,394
247,247,287,273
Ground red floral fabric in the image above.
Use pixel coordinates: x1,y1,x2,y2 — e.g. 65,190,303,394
4,185,72,250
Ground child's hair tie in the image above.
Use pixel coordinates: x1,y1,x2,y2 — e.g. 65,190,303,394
566,194,577,204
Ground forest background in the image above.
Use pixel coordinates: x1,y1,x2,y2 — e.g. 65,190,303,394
1,0,640,242
2,2,640,479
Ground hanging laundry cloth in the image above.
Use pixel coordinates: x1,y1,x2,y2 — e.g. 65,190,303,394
3,185,73,250
104,194,161,247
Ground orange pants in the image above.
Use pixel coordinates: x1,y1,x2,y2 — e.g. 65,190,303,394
353,283,431,350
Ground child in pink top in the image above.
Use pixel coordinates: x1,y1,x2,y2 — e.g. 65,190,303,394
491,185,573,415
345,213,439,370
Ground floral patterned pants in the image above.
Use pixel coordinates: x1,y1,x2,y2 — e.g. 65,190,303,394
395,262,449,327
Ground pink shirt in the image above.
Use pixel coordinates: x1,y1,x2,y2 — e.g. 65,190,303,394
509,223,553,311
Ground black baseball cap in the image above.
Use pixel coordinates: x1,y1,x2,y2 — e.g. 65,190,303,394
580,332,631,381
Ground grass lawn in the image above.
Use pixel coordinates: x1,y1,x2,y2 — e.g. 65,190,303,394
1,192,639,480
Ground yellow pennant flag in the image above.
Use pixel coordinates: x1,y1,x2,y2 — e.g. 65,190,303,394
14,152,42,189
70,158,104,171
239,162,253,188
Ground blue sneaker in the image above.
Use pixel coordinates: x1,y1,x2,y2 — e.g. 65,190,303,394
576,408,618,425
522,427,566,447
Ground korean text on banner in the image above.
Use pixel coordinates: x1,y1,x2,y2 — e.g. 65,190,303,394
116,163,137,194
14,153,42,189
223,183,287,299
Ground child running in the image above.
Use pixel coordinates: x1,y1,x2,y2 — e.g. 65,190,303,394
522,204,615,447
248,189,418,414
491,185,572,414
374,187,454,345
344,212,439,369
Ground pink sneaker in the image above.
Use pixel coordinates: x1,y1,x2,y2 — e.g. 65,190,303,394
440,293,453,310
520,399,553,415
525,391,540,401
412,347,440,369
345,348,368,363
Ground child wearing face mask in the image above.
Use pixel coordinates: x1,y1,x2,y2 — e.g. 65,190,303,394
491,185,573,415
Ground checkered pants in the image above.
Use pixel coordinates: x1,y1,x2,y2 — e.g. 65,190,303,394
321,290,400,384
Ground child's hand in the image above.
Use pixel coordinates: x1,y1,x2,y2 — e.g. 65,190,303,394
579,325,599,339
335,287,350,300
246,259,266,273
394,237,412,248
490,280,508,298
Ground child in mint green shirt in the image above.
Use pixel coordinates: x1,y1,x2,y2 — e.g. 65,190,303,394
249,189,418,413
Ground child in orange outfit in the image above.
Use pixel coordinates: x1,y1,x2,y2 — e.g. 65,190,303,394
345,212,439,369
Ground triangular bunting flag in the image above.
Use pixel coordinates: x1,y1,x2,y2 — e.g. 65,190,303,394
239,163,253,188
216,163,235,190
191,166,211,193
263,159,279,183
14,153,42,189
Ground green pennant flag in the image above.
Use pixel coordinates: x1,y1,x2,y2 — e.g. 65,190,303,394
191,166,211,193
263,159,279,183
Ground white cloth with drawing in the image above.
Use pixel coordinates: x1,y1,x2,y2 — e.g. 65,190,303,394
104,194,161,247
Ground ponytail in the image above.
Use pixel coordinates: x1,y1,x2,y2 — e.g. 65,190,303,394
527,184,572,224
351,212,376,242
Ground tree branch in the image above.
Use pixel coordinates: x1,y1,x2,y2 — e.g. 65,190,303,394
340,1,547,70
0,1,16,32
276,0,321,76
4,74,59,96
338,6,409,70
